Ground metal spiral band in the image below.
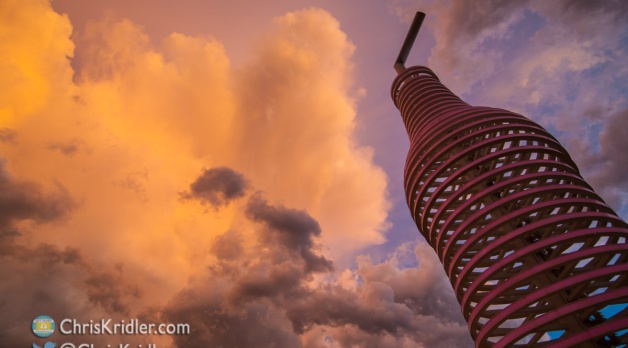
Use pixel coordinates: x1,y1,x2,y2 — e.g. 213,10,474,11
391,65,628,347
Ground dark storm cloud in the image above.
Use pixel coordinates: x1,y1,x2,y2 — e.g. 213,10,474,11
84,264,142,315
0,128,18,144
0,160,74,237
222,194,333,305
0,164,139,344
164,191,329,347
245,194,321,236
286,283,413,335
0,243,84,268
245,193,333,273
289,287,471,348
283,244,472,348
227,261,305,305
0,241,143,346
181,167,249,207
0,245,88,347
168,173,471,347
164,236,472,347
166,295,300,348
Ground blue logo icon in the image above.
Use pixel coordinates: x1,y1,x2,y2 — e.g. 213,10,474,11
32,315,55,338
33,343,56,348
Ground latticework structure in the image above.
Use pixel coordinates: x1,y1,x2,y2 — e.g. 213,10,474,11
391,62,628,346
391,64,628,347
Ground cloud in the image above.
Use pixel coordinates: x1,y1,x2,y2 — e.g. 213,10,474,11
83,264,142,315
571,108,628,208
288,243,471,348
181,167,249,208
0,162,134,345
0,160,74,237
391,0,627,96
0,0,75,121
167,170,469,347
0,242,147,347
165,294,301,348
231,7,391,258
165,185,329,347
164,236,472,348
245,193,333,274
210,228,244,260
536,0,627,37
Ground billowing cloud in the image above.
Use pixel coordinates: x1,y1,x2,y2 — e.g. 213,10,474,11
172,188,470,347
165,228,471,348
230,8,391,258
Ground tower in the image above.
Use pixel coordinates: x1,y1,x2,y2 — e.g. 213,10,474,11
392,12,628,347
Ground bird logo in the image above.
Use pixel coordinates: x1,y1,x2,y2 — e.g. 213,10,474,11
33,342,56,348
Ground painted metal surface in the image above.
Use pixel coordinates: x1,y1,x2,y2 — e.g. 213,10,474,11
391,65,628,347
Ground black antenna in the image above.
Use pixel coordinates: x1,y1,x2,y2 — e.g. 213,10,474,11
394,12,426,75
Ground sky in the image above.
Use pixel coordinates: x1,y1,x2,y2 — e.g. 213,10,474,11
1,0,626,347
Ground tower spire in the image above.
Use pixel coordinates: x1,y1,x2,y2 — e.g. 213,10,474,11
394,12,425,74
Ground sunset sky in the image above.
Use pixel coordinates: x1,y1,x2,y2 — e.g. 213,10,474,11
2,0,626,347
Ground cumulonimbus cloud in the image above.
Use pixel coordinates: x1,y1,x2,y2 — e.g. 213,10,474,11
1,1,471,346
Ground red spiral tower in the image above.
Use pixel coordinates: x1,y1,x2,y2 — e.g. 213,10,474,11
392,12,628,347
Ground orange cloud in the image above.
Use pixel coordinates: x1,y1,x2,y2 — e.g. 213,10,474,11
1,0,480,346
1,1,400,346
